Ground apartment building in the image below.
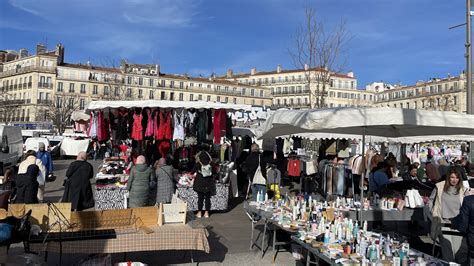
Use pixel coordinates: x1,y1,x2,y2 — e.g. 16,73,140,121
220,65,374,109
0,44,272,123
372,73,466,113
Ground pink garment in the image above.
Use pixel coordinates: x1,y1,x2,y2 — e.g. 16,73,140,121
145,109,155,137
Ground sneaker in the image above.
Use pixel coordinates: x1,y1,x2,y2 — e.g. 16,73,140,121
204,212,209,218
196,212,202,218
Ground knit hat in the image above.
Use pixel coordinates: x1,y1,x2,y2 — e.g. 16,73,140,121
39,142,45,149
136,155,146,165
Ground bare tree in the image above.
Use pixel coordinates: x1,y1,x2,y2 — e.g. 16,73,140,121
42,93,81,134
289,7,351,109
95,57,128,100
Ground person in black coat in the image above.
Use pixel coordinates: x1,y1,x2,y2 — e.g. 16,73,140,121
193,150,215,218
243,144,274,200
61,151,95,211
15,164,39,204
452,194,474,265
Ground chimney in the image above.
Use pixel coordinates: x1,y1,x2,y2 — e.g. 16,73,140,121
250,67,257,75
226,69,233,78
276,64,282,73
155,64,160,75
19,48,28,58
347,71,354,78
55,43,64,64
36,43,47,55
0,51,6,63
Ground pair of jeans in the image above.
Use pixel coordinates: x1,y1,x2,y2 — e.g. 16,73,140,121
252,184,266,201
197,191,211,211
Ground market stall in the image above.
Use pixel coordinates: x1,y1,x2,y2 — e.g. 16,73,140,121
85,100,252,211
257,107,474,220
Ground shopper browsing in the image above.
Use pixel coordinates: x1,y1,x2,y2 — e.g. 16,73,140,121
127,155,154,208
61,151,95,211
193,150,215,218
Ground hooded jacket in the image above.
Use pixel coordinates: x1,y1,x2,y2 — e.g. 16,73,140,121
127,164,154,208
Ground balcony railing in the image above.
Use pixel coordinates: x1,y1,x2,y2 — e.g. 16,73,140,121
1,99,27,105
38,82,53,89
0,66,56,78
272,89,310,95
37,99,53,105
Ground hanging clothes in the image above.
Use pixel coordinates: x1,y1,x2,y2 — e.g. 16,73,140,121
213,109,227,144
172,110,185,141
145,109,155,137
97,111,104,141
197,110,208,143
157,110,172,140
186,109,198,137
225,113,233,140
87,111,98,138
116,109,129,140
131,113,143,141
287,159,301,177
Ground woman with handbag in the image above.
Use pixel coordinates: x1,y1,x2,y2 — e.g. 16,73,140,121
154,155,177,205
193,150,215,218
428,168,469,263
243,144,268,200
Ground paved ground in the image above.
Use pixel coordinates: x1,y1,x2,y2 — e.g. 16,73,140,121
6,159,298,266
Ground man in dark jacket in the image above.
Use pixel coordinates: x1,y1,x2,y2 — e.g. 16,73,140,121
15,164,39,204
62,151,94,211
452,194,474,265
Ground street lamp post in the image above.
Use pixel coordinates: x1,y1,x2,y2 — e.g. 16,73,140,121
467,1,474,164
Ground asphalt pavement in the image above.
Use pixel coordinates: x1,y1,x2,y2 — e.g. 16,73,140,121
6,158,298,266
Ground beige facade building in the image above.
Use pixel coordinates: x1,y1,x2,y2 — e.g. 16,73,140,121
0,44,272,124
221,65,374,109
372,73,466,113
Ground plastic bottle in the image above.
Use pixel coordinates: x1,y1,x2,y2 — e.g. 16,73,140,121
363,221,368,232
256,191,261,203
353,221,359,239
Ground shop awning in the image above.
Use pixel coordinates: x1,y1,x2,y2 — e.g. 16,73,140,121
85,100,252,112
257,107,474,139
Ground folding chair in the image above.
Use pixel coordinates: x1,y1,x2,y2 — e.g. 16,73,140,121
246,211,270,258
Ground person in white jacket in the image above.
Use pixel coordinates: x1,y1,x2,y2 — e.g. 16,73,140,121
18,150,46,202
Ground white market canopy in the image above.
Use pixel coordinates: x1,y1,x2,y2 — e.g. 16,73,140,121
85,100,252,112
71,110,91,122
257,107,474,140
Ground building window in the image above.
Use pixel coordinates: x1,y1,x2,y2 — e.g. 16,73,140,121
161,91,166,100
179,93,184,101
80,99,85,110
57,82,63,92
233,98,237,104
190,94,194,101
217,96,221,102
242,88,246,95
138,89,143,98
198,94,202,100
170,81,175,88
69,83,75,92
115,87,120,96
126,88,132,98
251,89,255,96
190,83,194,87
260,90,264,97
56,96,62,108
161,80,166,87
207,95,211,101
179,82,184,89
80,84,86,93
224,97,228,103
149,90,154,99
93,85,98,95
149,79,154,87
454,96,457,105
104,86,109,95
138,77,143,85
170,92,174,100
127,76,132,84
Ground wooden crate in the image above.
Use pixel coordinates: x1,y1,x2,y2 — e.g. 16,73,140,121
158,200,187,226
8,203,71,232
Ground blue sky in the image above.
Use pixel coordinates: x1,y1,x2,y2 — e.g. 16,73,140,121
0,0,467,88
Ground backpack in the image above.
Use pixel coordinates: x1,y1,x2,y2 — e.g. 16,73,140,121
200,164,212,178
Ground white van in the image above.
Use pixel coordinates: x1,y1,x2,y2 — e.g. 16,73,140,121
24,137,50,153
0,125,23,175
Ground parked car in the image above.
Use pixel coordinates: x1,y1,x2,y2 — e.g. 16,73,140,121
23,137,50,153
0,125,23,175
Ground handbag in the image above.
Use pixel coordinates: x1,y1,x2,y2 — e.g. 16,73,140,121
252,157,266,186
